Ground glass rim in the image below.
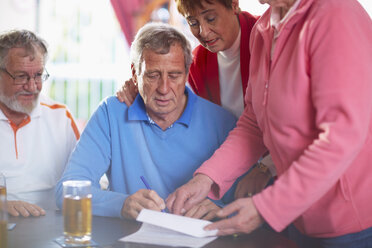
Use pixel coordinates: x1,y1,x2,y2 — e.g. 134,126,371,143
62,180,91,187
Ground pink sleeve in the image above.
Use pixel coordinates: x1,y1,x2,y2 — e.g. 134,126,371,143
195,87,268,199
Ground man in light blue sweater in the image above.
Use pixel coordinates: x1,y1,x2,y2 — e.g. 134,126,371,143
55,23,237,219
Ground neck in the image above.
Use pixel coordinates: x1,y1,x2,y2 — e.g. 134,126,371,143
276,0,296,19
0,102,28,126
232,15,241,45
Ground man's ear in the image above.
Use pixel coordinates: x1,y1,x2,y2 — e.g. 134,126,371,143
131,63,138,85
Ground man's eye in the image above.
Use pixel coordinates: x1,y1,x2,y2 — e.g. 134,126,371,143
169,74,180,80
35,73,42,79
15,74,27,80
147,74,159,79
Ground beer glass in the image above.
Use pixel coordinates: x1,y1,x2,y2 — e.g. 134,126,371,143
62,180,92,244
0,173,6,197
0,193,7,248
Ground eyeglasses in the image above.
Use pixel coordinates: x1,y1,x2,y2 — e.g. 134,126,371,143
0,67,49,85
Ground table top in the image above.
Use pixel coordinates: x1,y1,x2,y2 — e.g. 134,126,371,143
7,189,298,248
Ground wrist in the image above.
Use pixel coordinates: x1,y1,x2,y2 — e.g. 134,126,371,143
194,173,214,187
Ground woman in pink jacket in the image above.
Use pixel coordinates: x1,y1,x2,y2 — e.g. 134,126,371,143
167,0,372,247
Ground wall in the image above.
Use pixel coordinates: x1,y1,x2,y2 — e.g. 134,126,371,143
0,0,37,32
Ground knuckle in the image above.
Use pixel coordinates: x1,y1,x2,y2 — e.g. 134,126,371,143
147,201,156,208
199,205,207,213
148,190,156,197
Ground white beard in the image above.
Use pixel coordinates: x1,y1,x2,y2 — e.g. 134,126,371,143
0,90,40,114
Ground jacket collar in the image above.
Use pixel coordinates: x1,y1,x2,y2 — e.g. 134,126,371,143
257,0,315,35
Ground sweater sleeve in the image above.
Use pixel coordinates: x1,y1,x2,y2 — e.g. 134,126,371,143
55,100,127,218
195,86,268,199
253,1,372,232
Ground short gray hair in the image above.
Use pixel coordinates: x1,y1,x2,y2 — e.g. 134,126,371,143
0,30,48,68
130,22,192,76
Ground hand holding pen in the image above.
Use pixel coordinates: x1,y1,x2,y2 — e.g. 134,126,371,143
121,176,167,219
140,176,166,213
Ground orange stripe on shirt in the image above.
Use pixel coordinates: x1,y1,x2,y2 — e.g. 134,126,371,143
9,116,31,159
65,110,80,140
40,102,80,140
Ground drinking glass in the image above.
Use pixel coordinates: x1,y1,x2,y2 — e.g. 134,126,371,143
0,193,7,248
62,180,92,244
0,173,6,197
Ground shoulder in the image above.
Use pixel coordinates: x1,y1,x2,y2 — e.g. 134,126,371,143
89,95,128,122
239,11,259,23
191,45,215,64
190,45,216,78
97,95,127,111
38,94,80,138
300,0,372,39
101,95,122,106
193,94,236,122
39,94,67,110
309,0,369,19
39,94,71,118
191,95,237,134
192,44,207,56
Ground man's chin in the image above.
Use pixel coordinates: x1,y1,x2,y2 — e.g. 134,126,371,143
8,102,35,114
0,95,38,115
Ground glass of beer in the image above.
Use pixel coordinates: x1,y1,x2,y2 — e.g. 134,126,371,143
0,193,7,248
62,180,92,244
0,173,6,197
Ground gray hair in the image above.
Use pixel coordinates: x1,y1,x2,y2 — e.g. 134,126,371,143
130,22,192,76
0,29,48,68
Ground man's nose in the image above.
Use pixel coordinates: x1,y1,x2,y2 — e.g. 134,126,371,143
23,77,38,92
157,76,170,94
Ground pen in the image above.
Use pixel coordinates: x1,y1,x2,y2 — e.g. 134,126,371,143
140,176,166,212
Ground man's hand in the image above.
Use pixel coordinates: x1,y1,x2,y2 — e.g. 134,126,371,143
166,174,214,215
184,198,220,220
234,164,271,199
121,189,165,219
205,197,264,235
7,200,46,217
116,78,138,106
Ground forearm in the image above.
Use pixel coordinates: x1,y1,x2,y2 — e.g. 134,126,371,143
196,106,267,199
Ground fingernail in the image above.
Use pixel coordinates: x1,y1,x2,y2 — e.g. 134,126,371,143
181,208,186,214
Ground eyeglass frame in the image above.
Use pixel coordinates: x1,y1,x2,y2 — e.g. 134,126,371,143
0,67,49,85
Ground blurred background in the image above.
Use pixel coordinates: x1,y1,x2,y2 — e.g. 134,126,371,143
0,0,371,129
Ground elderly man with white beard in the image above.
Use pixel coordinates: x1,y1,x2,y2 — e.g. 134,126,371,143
0,30,79,217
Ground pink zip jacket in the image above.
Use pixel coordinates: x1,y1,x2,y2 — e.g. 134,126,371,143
196,0,372,238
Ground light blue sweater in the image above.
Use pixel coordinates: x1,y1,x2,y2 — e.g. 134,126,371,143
56,88,237,217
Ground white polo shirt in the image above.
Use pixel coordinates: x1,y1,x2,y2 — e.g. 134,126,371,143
0,94,79,201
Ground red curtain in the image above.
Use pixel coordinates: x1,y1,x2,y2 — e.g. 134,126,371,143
110,0,146,45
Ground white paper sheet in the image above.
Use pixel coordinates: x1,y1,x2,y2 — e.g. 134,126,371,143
119,209,218,247
120,223,217,248
136,209,218,238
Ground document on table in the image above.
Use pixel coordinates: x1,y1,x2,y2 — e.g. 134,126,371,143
120,209,218,247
